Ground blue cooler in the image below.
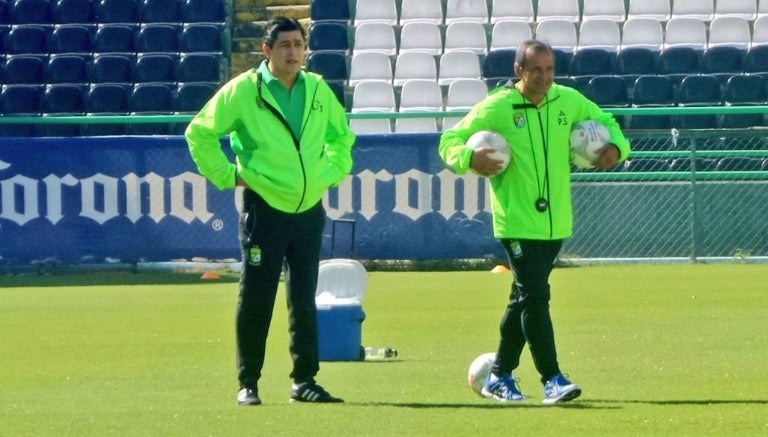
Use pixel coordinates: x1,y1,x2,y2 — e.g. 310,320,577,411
316,303,366,361
315,259,368,361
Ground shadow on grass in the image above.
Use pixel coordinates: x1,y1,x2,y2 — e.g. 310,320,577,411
589,399,768,406
0,271,240,287
354,401,611,410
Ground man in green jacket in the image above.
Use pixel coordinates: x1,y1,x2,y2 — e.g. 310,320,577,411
439,40,630,404
186,17,356,406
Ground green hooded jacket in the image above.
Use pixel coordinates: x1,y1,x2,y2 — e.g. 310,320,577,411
439,83,631,240
185,64,356,213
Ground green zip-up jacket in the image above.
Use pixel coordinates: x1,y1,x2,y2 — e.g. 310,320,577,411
439,83,630,240
185,65,356,213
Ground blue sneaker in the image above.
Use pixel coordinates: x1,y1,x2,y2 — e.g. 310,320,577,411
481,372,525,401
542,373,581,405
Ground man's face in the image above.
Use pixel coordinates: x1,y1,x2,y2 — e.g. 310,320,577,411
516,50,555,95
263,30,306,78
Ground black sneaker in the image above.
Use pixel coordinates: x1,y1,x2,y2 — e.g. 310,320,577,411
290,380,344,403
237,387,262,406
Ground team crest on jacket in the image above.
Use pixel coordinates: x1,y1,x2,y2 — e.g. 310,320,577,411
514,112,526,128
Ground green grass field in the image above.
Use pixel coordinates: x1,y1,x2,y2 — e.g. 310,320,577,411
1,264,767,436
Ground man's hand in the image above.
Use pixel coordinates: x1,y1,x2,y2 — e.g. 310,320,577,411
593,144,620,169
470,148,507,177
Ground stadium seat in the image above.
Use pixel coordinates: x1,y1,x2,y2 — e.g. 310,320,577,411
490,0,534,24
180,23,223,53
393,51,437,86
10,0,51,24
626,0,670,21
3,54,45,83
717,157,765,171
91,53,134,82
53,0,95,24
585,75,629,108
134,53,177,82
84,82,131,135
0,84,43,136
671,0,714,22
658,46,702,84
94,24,136,53
581,0,625,22
664,17,707,50
577,19,621,52
350,80,395,133
722,74,767,128
40,83,86,135
398,22,442,55
5,24,49,54
46,54,89,83
326,80,345,107
536,0,580,23
310,0,349,23
176,53,221,82
490,21,532,51
621,18,663,51
714,0,758,21
482,48,516,84
140,0,182,23
399,0,442,26
669,157,719,172
395,79,442,133
136,23,180,53
0,0,9,24
129,82,174,134
707,16,751,49
306,51,348,82
569,48,616,81
353,0,397,26
615,47,659,83
50,24,92,54
701,46,745,83
535,19,577,52
348,51,392,86
676,74,722,129
444,0,488,25
308,21,349,53
444,22,488,54
630,75,675,129
444,78,487,127
352,22,396,56
438,50,482,86
182,0,224,23
623,158,670,171
752,15,768,47
174,81,217,113
96,0,139,23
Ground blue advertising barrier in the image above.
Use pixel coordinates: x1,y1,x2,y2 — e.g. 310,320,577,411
0,134,503,267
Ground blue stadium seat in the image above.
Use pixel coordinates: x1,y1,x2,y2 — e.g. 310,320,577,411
91,53,134,82
183,0,225,23
676,74,721,129
180,23,222,52
482,49,516,85
96,0,139,23
10,0,52,24
669,157,719,172
46,54,89,83
5,24,49,54
659,46,701,85
176,53,221,82
585,75,629,127
94,24,135,53
744,45,768,79
174,81,217,112
129,82,174,134
615,47,658,84
326,80,345,107
134,53,177,82
569,48,616,89
553,49,572,77
623,158,670,172
310,0,349,23
53,0,95,24
306,51,348,82
136,23,180,53
140,0,182,23
0,0,9,24
722,74,767,128
701,46,745,84
50,24,92,54
0,84,43,136
308,22,349,53
717,157,765,171
630,75,674,129
3,54,45,83
84,82,131,135
40,83,87,136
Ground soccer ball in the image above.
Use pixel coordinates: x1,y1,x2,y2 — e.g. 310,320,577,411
569,120,611,169
466,130,511,176
467,352,496,396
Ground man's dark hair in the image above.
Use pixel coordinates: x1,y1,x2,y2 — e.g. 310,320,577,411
514,39,554,70
264,16,306,48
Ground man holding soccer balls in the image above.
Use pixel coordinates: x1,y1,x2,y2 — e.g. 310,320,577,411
439,39,630,404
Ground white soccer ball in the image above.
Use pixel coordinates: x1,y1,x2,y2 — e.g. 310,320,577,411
467,352,496,396
466,130,511,176
569,120,611,169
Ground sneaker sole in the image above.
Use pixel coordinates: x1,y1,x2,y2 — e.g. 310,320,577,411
289,398,344,404
480,387,525,402
542,387,582,405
